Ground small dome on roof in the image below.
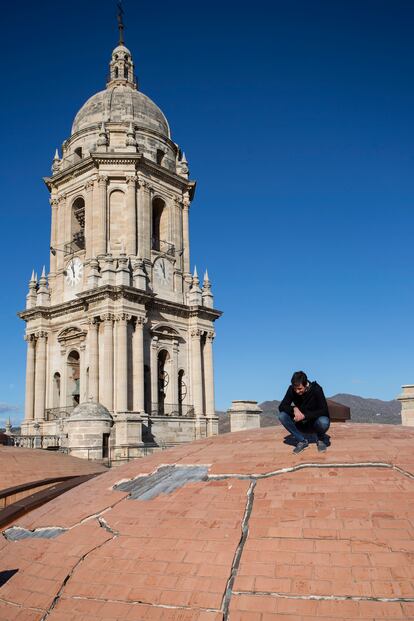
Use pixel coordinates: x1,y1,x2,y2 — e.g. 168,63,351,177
69,401,113,422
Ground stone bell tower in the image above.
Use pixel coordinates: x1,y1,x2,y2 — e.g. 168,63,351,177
18,12,221,455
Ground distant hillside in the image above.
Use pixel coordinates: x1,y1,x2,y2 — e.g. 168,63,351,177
217,394,401,433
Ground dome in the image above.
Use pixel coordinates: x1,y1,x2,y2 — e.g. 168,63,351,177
71,86,170,137
69,401,113,422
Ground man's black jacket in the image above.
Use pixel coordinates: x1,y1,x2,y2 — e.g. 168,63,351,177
278,381,329,422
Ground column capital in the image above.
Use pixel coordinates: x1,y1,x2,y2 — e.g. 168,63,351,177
57,192,67,203
85,179,95,192
190,327,202,338
35,330,48,339
87,316,100,328
100,312,115,323
126,174,138,186
135,315,147,327
115,313,131,322
49,197,59,208
24,333,36,343
137,175,150,190
206,331,215,342
151,335,159,349
97,174,108,185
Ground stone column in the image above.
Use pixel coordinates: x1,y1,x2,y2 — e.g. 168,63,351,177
24,334,36,421
204,331,215,418
97,175,108,256
57,193,67,271
34,331,47,421
49,198,59,274
60,346,67,408
150,336,159,414
191,328,203,417
101,314,114,410
138,177,152,260
88,318,99,401
116,313,130,412
79,340,87,402
85,179,94,260
170,340,179,408
182,191,191,275
126,175,137,256
133,316,146,411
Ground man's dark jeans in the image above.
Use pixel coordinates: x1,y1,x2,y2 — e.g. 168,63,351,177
278,411,330,443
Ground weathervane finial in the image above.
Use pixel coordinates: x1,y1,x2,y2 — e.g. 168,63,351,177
117,0,125,46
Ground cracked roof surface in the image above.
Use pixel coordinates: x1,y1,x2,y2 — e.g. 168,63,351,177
0,446,106,491
1,423,414,620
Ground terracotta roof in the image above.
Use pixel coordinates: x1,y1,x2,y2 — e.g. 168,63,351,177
0,446,106,491
1,423,414,620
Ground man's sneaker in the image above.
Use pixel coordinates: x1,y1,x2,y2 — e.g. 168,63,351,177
293,440,309,454
317,439,327,452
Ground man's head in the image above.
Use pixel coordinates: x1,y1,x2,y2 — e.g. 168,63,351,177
291,371,309,395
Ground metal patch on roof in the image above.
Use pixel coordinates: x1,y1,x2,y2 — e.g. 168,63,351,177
113,465,209,500
3,526,67,541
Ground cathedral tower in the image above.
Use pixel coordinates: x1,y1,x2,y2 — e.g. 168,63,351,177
18,15,221,452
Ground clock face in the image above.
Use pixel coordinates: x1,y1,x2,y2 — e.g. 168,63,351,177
154,258,173,288
65,257,83,287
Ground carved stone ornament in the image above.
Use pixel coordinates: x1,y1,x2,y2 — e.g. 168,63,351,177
24,333,36,343
206,331,215,342
126,175,138,186
190,328,202,338
85,179,95,192
57,326,86,348
35,330,49,339
182,191,190,208
135,315,147,327
97,175,108,185
87,317,99,328
57,192,67,203
49,198,59,208
115,313,131,322
100,312,115,323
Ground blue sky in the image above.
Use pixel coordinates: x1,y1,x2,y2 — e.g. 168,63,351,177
1,0,414,423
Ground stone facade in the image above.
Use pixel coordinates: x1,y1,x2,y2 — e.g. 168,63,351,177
18,28,221,460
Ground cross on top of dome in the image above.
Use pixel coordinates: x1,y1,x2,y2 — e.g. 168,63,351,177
107,1,137,89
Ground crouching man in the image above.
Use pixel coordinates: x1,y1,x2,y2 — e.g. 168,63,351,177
278,371,330,454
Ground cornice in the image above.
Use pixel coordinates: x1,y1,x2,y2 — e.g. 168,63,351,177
44,156,96,190
18,287,222,323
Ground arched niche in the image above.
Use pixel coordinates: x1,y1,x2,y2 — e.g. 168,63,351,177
109,189,126,253
66,349,80,408
71,197,85,251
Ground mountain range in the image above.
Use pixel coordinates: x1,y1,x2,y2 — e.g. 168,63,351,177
217,393,401,434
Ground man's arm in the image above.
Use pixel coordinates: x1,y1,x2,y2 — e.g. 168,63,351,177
301,385,329,422
278,387,294,416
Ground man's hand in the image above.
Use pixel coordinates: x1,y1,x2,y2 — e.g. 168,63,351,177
293,407,305,422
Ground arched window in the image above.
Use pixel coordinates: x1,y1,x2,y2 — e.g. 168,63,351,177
67,350,80,408
152,198,168,251
157,349,170,415
53,372,61,409
156,149,165,166
178,370,187,415
74,147,82,161
71,197,85,251
114,66,119,78
124,65,128,79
